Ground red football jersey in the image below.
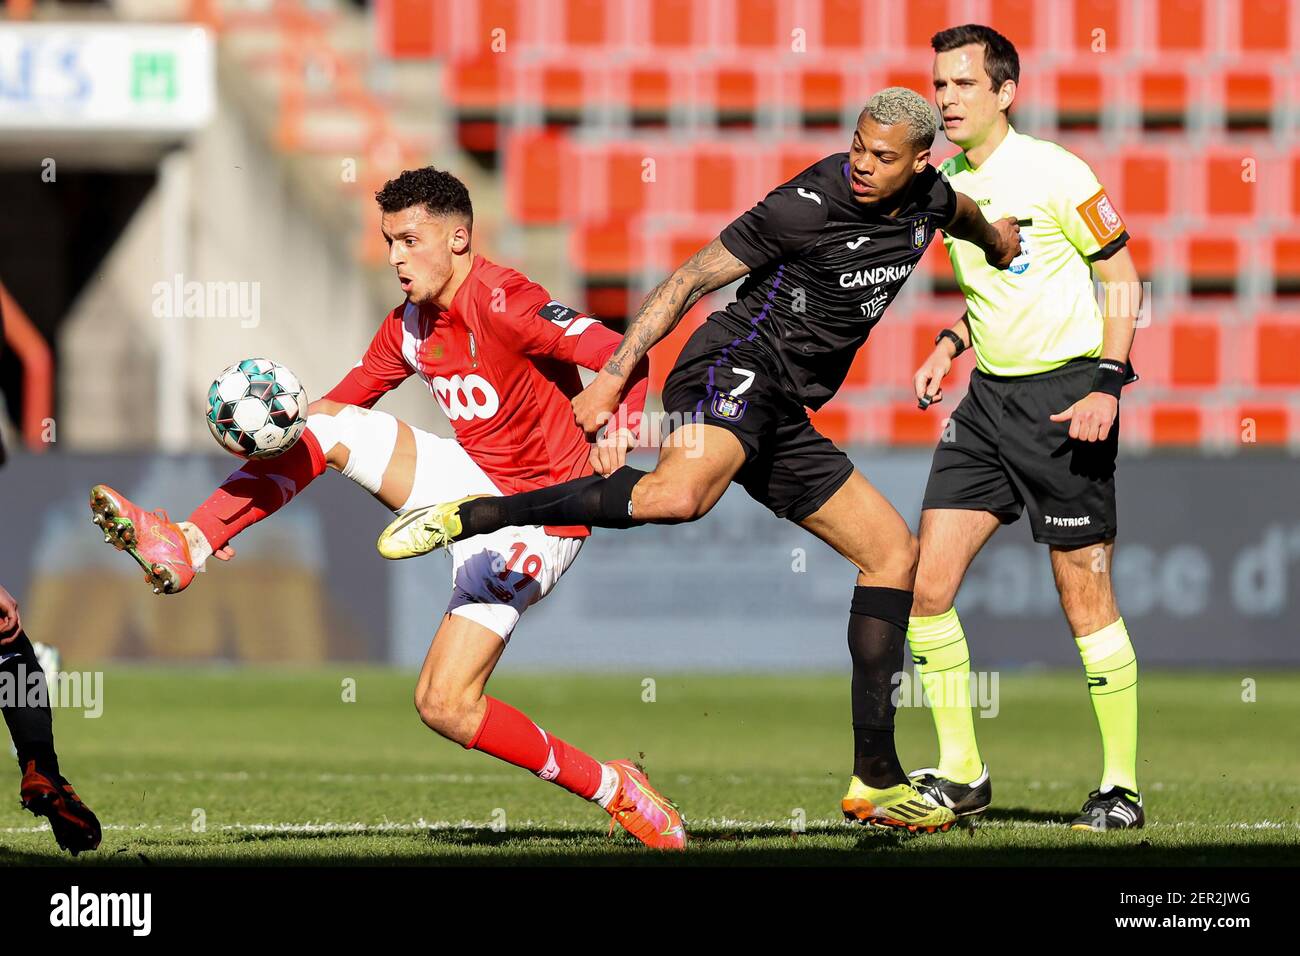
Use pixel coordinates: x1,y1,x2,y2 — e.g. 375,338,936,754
324,254,648,537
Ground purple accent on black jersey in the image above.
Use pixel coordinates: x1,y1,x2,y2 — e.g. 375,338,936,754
697,264,786,418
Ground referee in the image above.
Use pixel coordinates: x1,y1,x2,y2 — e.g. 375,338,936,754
907,25,1145,830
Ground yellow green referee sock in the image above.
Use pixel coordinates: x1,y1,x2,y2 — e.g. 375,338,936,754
907,608,983,785
1075,618,1139,794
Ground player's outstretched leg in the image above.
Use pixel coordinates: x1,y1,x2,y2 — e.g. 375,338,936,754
414,612,685,850
89,485,196,595
800,472,956,834
377,422,745,558
1,630,102,855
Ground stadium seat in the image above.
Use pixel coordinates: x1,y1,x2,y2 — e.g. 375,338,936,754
987,0,1043,56
1169,319,1221,387
1119,147,1173,218
1137,70,1189,127
1067,0,1122,53
628,66,674,115
808,405,854,445
1154,0,1209,53
714,65,763,121
505,129,566,224
902,0,961,51
1202,150,1258,220
1271,233,1300,293
798,68,848,124
1150,404,1203,446
691,146,743,215
1237,0,1291,54
731,0,786,51
1222,70,1275,128
818,0,866,53
882,67,932,101
447,54,507,113
649,0,700,50
572,220,639,277
888,401,946,445
375,0,444,59
562,0,613,49
1254,318,1300,387
1053,63,1107,126
1291,151,1300,220
1184,232,1241,292
1235,404,1290,446
648,301,710,396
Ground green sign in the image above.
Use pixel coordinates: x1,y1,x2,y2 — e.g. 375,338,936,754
131,51,177,103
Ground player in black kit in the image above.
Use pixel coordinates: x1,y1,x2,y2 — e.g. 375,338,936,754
381,88,1020,832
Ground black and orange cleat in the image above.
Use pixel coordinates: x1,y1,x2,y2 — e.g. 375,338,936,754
21,761,103,856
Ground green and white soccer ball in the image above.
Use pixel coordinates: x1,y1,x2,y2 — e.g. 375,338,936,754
206,358,308,459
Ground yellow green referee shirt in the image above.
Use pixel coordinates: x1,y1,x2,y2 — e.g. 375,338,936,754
939,126,1129,376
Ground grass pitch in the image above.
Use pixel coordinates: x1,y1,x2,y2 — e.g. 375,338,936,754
1,669,1296,866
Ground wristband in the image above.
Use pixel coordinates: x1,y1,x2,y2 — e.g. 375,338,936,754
935,328,966,357
1091,359,1128,399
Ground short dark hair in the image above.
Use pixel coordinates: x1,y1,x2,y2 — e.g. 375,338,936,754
931,23,1020,91
375,166,473,227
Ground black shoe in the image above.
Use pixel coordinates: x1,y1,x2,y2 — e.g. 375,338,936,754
20,761,103,855
908,764,992,817
1070,785,1144,831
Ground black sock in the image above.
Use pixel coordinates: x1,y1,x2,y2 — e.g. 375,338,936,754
1,630,59,775
847,586,913,788
458,466,648,537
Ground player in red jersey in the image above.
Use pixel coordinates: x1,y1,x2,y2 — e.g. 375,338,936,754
87,168,685,850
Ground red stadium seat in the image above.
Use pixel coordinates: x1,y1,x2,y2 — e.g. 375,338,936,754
628,66,674,115
1254,319,1300,387
447,54,507,112
1169,320,1221,387
605,148,655,219
818,0,866,53
1068,0,1122,53
1184,233,1240,290
1138,70,1189,126
903,0,960,51
562,0,611,48
808,406,854,445
1150,404,1203,446
691,147,741,215
714,65,762,119
1238,0,1290,53
1203,150,1257,219
799,68,847,121
889,402,945,445
375,0,444,59
649,0,699,49
987,0,1042,56
1155,0,1208,52
1235,405,1290,445
1272,234,1300,292
1119,147,1172,217
1054,64,1107,125
1124,233,1156,277
883,67,932,100
505,129,566,224
1223,70,1274,127
1291,152,1300,220
540,64,586,114
732,0,784,50
573,221,638,277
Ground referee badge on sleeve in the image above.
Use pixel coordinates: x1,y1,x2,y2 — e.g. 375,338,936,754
1076,189,1125,246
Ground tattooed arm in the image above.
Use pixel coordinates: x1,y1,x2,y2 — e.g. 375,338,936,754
571,238,751,435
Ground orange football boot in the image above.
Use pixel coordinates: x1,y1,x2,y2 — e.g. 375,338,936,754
89,484,195,595
603,759,687,850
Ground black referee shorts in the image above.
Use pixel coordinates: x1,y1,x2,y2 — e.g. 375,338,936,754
921,358,1118,547
661,320,854,522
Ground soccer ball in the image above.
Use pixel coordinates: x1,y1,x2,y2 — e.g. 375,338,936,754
206,358,308,459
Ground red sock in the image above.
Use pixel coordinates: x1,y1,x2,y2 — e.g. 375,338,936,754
468,696,603,800
188,429,327,550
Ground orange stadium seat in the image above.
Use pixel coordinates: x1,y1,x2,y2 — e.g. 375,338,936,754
539,64,587,114
1150,404,1203,445
818,0,866,53
1068,0,1122,53
1235,404,1290,445
1169,319,1221,387
505,129,566,224
1124,233,1156,277
883,67,932,101
799,68,848,123
573,220,638,277
1254,318,1300,387
903,0,961,51
1237,0,1291,54
649,0,700,49
1054,63,1107,126
562,0,612,48
1137,70,1189,127
1184,232,1240,290
1272,233,1300,293
1155,0,1209,53
691,147,742,215
375,0,444,59
1202,150,1258,219
628,66,674,115
889,401,946,445
1291,152,1300,220
732,0,785,51
1222,70,1275,128
808,406,854,445
987,0,1042,56
476,0,525,52
714,65,763,120
1119,147,1172,218
447,54,507,112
